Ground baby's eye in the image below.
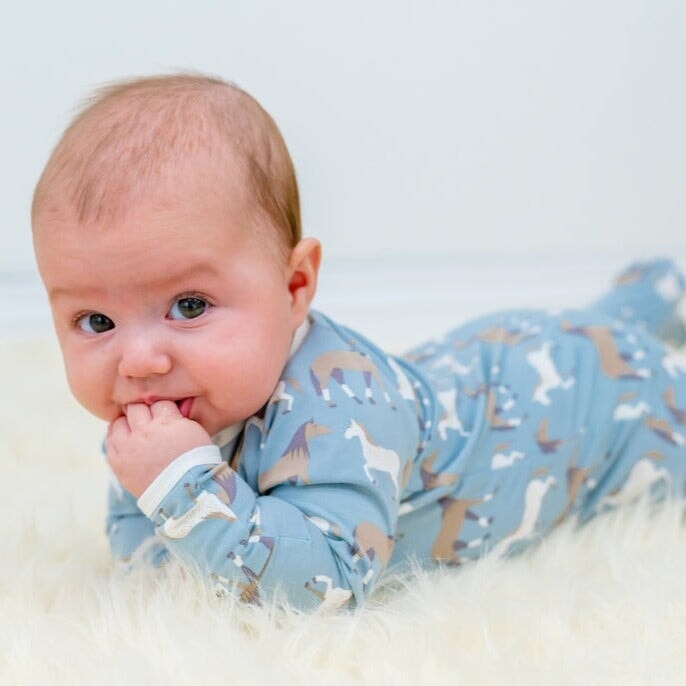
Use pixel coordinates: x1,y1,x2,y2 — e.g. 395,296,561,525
168,296,208,320
77,312,115,334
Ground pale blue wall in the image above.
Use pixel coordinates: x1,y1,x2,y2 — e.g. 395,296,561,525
2,0,685,273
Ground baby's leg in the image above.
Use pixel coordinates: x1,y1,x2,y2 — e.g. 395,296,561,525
580,356,686,520
589,258,686,347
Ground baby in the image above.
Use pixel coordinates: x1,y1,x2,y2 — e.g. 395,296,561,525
32,73,686,611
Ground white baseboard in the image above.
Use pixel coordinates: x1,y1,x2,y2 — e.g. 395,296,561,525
3,254,682,349
313,254,645,350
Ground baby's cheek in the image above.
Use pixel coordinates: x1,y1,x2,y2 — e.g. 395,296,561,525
201,331,289,421
255,361,285,409
65,368,118,423
232,365,279,418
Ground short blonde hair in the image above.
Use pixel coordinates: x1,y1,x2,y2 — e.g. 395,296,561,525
32,73,301,256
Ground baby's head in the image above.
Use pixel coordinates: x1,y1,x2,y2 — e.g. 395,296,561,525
32,73,321,436
33,73,301,260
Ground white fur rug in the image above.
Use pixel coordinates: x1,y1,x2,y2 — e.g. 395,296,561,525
3,335,686,685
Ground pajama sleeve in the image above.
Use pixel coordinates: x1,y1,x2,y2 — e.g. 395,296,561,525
106,472,169,569
135,388,420,610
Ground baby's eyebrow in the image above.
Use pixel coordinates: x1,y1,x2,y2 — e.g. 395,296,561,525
48,285,106,302
48,263,219,302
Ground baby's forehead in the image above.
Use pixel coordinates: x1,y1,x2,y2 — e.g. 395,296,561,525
33,150,285,268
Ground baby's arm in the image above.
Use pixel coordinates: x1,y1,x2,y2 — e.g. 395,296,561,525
106,475,169,568
135,443,397,610
122,392,412,610
105,400,213,570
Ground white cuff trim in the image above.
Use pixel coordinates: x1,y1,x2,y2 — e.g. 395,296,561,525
137,444,222,517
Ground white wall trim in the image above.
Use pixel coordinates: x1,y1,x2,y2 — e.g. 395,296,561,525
3,254,683,349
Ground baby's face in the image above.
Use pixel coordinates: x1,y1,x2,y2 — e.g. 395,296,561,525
34,171,306,437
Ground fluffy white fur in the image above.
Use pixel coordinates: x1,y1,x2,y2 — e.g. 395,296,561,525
2,336,686,685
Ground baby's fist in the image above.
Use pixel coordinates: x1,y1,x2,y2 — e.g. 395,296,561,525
107,400,212,498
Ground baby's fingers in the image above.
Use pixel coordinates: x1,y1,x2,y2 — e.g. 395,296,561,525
106,414,131,462
124,402,153,428
108,414,131,439
150,400,181,419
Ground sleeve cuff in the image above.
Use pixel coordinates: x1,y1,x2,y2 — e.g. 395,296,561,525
137,444,222,517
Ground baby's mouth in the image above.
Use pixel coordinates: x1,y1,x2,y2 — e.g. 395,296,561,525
175,398,194,419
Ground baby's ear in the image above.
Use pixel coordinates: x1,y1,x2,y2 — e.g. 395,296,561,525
287,238,321,324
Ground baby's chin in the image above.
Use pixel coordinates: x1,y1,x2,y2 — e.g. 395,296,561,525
78,402,121,425
202,418,240,439
198,412,250,443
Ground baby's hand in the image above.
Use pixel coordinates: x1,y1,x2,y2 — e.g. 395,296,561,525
107,401,212,498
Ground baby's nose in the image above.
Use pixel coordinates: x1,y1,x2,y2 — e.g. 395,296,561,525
117,332,172,378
